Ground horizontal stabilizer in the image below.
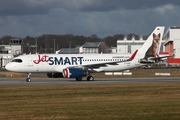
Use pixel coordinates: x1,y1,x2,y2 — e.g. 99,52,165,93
139,60,155,64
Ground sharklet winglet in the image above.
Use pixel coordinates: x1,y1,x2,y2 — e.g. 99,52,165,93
129,50,138,60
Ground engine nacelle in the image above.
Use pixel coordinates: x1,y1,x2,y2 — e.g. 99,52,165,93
47,73,63,78
63,68,87,78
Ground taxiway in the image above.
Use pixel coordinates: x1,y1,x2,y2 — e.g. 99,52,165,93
0,77,180,85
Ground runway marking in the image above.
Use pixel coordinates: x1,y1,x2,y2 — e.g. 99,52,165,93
6,74,21,77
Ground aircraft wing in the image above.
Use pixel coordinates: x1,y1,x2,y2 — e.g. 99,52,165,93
81,61,127,69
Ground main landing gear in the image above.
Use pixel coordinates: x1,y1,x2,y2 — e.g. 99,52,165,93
87,76,94,81
26,73,31,82
75,75,94,81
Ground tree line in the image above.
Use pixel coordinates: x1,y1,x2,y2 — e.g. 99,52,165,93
0,33,149,54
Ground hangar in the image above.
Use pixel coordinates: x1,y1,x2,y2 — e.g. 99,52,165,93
163,26,180,64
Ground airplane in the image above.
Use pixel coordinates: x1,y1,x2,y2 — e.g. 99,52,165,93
5,26,165,82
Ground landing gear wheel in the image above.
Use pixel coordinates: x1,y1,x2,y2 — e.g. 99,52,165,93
26,78,31,82
76,77,82,81
26,73,31,82
87,76,94,81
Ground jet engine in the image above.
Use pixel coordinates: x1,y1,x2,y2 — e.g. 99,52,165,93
47,73,63,78
63,68,87,78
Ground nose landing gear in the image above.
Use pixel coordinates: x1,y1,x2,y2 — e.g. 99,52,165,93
26,73,31,82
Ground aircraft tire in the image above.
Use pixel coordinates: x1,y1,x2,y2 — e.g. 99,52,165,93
76,77,82,81
87,76,94,81
26,78,31,82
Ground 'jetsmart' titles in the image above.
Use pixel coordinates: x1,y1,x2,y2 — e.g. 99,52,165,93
33,55,83,65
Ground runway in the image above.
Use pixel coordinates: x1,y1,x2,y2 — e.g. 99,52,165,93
0,77,180,85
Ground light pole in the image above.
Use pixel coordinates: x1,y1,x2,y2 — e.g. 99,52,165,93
35,39,37,53
45,44,47,53
57,44,58,51
52,39,56,53
68,41,72,54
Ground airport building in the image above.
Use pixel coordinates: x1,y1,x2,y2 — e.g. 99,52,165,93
0,39,23,67
163,26,180,58
163,26,180,64
0,39,23,56
57,42,111,54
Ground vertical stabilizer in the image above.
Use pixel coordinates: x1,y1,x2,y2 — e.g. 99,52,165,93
136,26,165,62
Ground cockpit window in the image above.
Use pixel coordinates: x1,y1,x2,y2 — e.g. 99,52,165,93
12,59,23,63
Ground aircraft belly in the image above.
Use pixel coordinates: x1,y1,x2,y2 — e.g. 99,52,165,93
20,64,54,73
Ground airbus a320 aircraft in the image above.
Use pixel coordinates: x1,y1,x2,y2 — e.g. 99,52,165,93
5,26,165,82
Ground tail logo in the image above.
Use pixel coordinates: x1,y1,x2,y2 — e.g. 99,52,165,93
140,33,161,62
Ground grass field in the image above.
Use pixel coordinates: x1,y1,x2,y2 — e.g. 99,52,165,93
0,83,180,120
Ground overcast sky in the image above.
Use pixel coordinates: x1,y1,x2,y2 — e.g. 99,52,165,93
0,0,180,38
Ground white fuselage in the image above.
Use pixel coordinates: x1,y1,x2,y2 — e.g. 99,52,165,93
5,53,143,73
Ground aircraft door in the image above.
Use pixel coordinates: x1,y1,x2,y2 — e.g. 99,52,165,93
28,57,34,67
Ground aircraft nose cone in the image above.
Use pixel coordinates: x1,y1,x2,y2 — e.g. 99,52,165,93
5,63,13,71
5,64,10,71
